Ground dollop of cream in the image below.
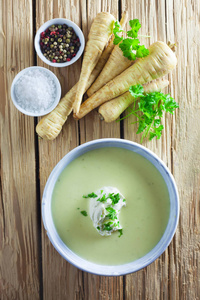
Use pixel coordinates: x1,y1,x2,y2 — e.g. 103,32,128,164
89,187,126,236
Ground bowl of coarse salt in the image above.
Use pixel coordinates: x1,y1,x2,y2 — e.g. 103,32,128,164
11,66,61,117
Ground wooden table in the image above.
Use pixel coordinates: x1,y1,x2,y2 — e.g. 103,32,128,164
1,0,200,299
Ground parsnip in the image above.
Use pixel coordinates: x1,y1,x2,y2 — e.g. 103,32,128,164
36,85,76,140
98,79,169,122
36,12,128,140
87,45,133,97
73,12,115,114
88,11,128,86
74,41,177,120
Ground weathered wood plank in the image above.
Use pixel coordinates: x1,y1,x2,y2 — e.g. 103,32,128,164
79,0,121,143
121,0,200,299
121,0,175,299
36,1,82,299
0,0,40,299
168,0,200,299
78,1,123,300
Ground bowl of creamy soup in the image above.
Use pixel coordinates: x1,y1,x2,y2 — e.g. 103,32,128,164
42,138,179,276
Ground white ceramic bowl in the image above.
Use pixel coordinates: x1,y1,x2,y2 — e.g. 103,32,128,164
11,66,61,117
42,139,179,276
34,18,85,67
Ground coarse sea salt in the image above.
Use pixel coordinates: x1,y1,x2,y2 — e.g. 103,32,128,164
14,69,57,113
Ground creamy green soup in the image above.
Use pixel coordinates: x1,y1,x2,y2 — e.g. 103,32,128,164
52,147,170,265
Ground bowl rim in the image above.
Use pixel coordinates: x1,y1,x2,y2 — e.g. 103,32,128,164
42,138,179,276
10,66,61,117
34,18,85,67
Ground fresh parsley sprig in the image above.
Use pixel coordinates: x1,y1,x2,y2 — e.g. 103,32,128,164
121,84,179,142
113,19,149,61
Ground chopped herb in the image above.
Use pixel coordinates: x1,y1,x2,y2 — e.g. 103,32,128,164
105,207,117,220
106,207,116,213
113,19,149,61
97,193,107,202
118,229,123,237
123,199,126,202
83,192,98,198
77,208,80,210
97,226,100,230
102,222,113,231
108,193,121,205
101,190,103,194
80,210,88,216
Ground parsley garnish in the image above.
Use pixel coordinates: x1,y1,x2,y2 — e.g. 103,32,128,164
97,226,100,230
120,84,179,142
108,193,120,205
97,193,107,202
83,192,97,198
113,19,149,61
105,207,117,220
118,229,123,237
102,222,113,231
80,210,88,216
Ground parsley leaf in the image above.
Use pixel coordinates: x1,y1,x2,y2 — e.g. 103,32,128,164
113,21,124,45
118,229,123,237
127,19,141,38
108,193,121,205
80,210,88,216
113,19,149,61
105,207,117,220
102,222,113,231
121,84,179,142
136,45,149,58
97,194,107,202
83,192,97,198
129,84,144,98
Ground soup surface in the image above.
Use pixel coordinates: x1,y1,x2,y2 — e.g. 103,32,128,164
52,147,170,265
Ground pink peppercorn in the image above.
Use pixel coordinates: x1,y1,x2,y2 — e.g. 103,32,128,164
52,59,57,63
67,58,71,61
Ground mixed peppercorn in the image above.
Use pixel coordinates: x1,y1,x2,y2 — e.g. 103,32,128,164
40,24,81,63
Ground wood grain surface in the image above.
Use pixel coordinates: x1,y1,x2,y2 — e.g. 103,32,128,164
0,0,200,299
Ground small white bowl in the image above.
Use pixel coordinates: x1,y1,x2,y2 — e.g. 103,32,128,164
34,18,85,67
42,138,179,276
11,66,61,117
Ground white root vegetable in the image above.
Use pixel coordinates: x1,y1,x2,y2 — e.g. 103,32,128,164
74,41,177,120
98,79,169,122
73,12,115,114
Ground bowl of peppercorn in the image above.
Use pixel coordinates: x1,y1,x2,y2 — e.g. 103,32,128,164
34,18,85,67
